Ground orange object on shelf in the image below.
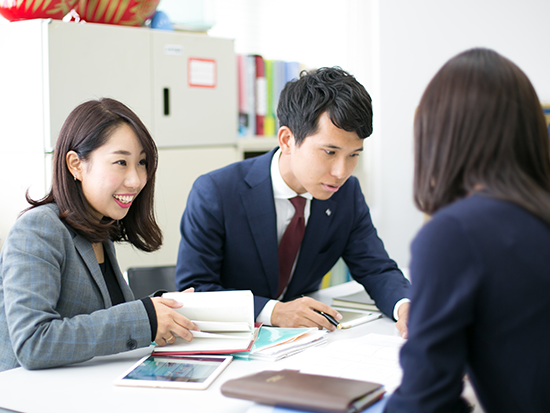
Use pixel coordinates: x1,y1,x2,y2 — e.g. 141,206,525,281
0,0,77,21
74,0,160,26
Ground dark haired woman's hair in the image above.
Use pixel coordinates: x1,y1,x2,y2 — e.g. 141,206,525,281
27,98,162,252
277,67,373,145
414,48,550,225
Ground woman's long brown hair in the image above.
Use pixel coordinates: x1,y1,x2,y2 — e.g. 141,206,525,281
414,48,550,225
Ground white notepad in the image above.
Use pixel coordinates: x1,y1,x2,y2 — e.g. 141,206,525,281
155,290,255,354
335,308,383,329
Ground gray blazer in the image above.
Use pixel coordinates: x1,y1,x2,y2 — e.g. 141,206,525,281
0,204,152,371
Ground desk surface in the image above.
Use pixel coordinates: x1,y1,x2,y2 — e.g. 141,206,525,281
0,282,401,413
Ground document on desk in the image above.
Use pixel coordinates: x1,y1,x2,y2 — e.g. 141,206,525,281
336,308,382,329
154,290,256,354
277,333,405,394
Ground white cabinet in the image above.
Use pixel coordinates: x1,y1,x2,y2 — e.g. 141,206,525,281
152,31,237,147
0,19,236,150
0,19,153,152
47,21,155,150
0,20,239,271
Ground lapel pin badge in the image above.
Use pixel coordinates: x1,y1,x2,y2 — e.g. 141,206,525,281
325,209,332,216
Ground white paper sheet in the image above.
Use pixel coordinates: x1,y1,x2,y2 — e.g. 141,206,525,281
277,333,405,393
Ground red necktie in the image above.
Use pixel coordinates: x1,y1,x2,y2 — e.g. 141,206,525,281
277,196,307,297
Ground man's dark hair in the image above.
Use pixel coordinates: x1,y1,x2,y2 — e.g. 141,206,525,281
277,67,373,145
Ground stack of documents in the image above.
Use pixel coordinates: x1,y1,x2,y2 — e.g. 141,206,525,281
233,326,327,362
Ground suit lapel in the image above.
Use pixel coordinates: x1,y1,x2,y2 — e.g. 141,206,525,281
72,234,112,307
242,150,279,297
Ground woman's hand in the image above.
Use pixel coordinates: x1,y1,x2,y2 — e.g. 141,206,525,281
151,297,198,346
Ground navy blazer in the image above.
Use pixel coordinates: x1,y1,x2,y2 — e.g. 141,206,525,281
385,195,550,412
176,149,410,319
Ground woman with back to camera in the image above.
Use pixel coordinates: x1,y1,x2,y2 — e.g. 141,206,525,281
385,48,550,412
0,98,196,372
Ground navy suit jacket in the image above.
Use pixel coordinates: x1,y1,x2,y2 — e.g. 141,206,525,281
385,195,550,413
176,149,410,319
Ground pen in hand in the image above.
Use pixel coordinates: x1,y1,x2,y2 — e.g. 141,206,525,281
314,309,342,330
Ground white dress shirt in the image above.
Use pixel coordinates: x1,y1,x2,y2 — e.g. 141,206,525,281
256,149,312,324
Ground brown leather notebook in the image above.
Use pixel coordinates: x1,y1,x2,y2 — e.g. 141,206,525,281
220,369,385,413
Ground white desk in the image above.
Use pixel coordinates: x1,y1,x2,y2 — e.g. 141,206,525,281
0,282,401,413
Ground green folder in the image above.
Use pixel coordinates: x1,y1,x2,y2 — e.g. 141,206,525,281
232,326,315,360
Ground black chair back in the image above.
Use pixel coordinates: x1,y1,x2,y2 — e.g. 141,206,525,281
127,265,177,299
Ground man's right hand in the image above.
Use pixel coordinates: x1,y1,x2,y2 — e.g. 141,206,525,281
271,296,342,330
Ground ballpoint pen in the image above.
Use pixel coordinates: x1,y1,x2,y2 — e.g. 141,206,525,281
314,309,343,329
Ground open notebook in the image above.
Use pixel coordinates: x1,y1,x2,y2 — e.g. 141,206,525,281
153,290,256,355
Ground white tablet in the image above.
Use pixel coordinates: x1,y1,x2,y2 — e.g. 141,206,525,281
114,354,233,390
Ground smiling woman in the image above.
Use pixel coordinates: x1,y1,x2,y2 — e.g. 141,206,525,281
0,98,198,372
29,98,161,250
67,123,148,222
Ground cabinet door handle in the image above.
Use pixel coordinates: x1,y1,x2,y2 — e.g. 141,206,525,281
163,88,170,116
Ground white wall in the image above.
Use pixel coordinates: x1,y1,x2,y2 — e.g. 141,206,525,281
372,0,550,268
207,0,371,79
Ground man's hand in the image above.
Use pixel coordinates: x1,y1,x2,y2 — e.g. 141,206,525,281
395,301,410,338
271,296,342,330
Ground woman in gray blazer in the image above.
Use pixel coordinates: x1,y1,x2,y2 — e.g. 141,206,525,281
0,98,196,372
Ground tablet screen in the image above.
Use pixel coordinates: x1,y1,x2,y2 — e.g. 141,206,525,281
115,354,232,390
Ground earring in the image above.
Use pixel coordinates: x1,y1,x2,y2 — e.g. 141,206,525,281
73,175,77,181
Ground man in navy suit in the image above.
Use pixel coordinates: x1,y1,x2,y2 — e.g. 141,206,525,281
176,67,410,336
